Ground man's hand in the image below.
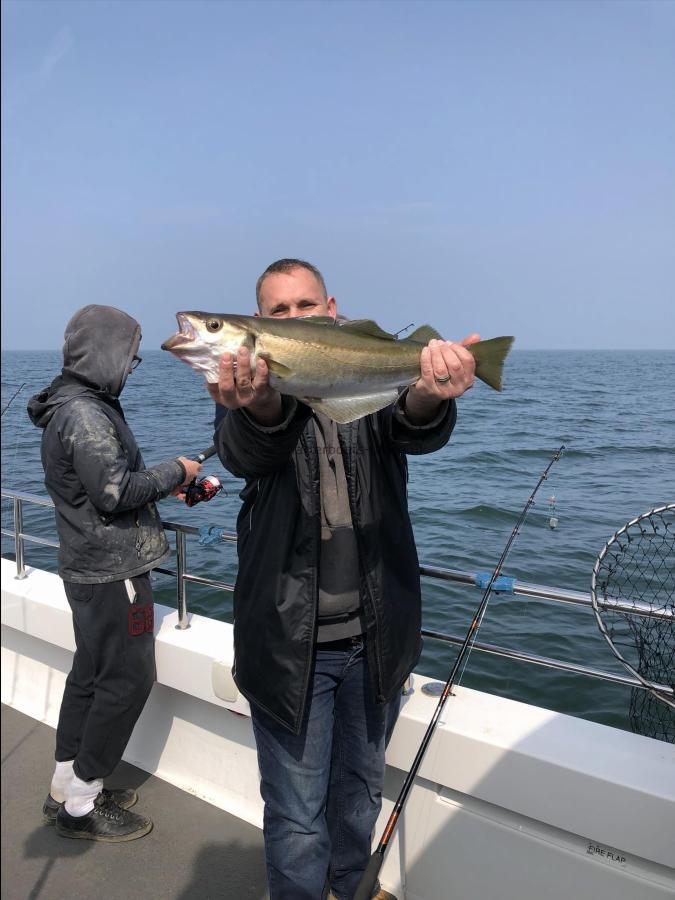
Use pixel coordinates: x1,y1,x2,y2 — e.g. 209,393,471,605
206,348,282,425
405,334,480,425
171,457,203,499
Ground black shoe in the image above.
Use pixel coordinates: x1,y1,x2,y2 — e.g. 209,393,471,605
55,792,152,842
43,787,138,825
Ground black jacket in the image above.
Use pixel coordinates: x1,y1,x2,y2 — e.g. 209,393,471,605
27,305,185,583
215,393,456,734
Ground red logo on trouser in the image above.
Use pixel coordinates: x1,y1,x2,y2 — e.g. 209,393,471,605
128,604,154,636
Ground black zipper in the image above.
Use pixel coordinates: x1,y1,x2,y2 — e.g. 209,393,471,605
295,429,320,732
248,479,260,533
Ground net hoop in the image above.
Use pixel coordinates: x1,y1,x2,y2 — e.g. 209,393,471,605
591,503,675,710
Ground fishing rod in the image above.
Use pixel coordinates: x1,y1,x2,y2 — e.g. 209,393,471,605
1,382,26,417
194,445,217,463
354,443,566,900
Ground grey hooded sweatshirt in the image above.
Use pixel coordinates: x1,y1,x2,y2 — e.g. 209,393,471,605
27,305,185,583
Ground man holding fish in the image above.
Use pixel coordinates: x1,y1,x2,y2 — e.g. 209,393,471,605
163,258,512,899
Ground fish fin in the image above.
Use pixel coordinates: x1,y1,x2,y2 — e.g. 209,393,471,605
258,354,294,379
303,390,399,424
337,320,397,340
406,325,444,344
468,336,515,391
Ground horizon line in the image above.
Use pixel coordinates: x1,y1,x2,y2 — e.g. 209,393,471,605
3,346,675,354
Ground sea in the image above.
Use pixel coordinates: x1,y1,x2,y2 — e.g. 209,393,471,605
2,349,674,735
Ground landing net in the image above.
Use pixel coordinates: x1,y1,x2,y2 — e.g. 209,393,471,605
591,504,675,743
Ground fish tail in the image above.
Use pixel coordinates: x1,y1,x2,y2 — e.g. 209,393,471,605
468,336,515,391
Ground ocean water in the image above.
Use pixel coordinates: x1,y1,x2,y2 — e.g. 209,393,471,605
2,349,675,734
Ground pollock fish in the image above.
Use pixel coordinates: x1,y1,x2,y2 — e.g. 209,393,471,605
162,313,514,424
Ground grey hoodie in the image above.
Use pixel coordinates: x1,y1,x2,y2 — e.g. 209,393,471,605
28,305,185,583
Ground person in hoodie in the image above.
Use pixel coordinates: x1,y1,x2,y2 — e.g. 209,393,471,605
28,304,202,842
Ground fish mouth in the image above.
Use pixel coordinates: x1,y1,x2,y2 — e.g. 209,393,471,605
161,313,197,352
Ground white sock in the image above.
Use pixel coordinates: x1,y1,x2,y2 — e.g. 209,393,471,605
50,759,74,803
64,774,103,817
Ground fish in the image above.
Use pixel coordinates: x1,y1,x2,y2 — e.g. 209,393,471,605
161,313,514,424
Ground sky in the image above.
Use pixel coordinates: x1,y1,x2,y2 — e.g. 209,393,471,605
1,0,674,350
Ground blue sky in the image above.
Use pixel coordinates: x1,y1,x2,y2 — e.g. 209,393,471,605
2,0,674,350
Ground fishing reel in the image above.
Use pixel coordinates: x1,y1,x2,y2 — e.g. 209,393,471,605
183,445,224,507
185,474,223,507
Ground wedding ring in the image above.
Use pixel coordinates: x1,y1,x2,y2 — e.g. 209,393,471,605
434,373,452,384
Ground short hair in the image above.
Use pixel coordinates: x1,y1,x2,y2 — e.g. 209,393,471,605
255,258,328,308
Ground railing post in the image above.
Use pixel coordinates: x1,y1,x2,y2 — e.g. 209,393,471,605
175,530,190,629
13,497,26,580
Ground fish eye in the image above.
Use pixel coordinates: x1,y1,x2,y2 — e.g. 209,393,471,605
206,318,222,332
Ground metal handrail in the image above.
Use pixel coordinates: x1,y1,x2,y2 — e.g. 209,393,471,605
421,629,673,695
1,486,671,694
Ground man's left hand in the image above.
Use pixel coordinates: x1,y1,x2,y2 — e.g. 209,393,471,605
404,334,480,424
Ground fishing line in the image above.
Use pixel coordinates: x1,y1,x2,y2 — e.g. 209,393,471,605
393,322,415,339
353,443,566,900
547,493,559,530
1,382,26,417
0,382,29,485
452,446,566,699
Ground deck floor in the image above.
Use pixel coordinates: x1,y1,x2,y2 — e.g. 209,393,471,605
1,704,268,900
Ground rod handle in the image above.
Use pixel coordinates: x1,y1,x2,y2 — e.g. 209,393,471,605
353,852,384,900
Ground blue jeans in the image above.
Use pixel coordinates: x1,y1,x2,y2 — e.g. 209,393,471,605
250,637,401,900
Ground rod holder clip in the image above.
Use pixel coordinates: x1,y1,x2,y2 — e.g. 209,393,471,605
474,572,515,593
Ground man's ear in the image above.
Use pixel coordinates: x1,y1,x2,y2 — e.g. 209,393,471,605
327,296,337,318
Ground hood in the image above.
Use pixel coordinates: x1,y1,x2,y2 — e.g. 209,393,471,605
27,305,141,429
27,376,95,429
61,305,141,396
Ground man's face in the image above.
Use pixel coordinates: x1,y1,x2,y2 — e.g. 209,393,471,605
257,267,337,319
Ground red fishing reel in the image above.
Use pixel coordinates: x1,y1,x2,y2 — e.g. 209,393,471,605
185,474,223,507
182,445,224,507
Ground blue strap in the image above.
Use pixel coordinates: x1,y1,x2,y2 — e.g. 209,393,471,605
474,572,515,593
198,525,226,546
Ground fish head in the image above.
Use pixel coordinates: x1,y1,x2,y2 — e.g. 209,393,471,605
161,312,254,382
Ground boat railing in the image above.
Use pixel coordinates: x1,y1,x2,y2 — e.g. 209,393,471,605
2,486,671,696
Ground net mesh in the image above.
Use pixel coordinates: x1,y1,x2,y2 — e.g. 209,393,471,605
592,505,675,743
